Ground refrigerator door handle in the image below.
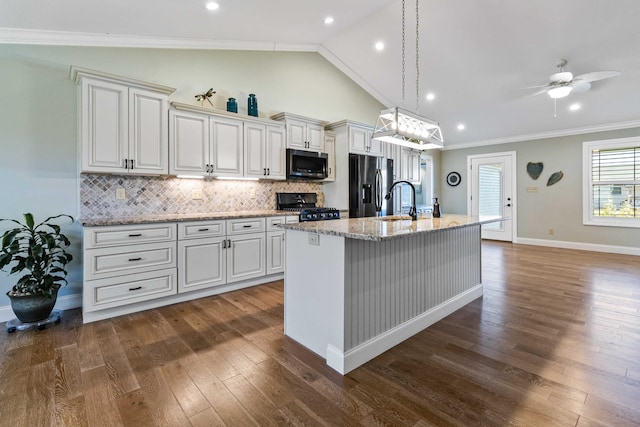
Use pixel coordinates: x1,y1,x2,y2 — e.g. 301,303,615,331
375,169,382,212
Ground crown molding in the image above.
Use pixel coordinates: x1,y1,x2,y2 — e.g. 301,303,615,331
444,119,640,151
0,27,318,52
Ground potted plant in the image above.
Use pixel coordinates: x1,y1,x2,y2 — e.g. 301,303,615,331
0,213,74,323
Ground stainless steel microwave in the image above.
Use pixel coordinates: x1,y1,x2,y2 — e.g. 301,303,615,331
286,149,328,180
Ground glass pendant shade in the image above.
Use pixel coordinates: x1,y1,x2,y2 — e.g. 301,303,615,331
547,86,572,99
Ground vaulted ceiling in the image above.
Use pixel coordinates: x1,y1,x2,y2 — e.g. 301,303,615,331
2,0,640,147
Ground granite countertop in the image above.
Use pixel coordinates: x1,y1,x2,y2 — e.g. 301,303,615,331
80,210,297,227
279,214,503,241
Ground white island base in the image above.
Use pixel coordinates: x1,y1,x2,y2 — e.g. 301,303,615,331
284,222,482,375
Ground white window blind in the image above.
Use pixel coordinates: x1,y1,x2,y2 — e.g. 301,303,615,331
583,138,640,227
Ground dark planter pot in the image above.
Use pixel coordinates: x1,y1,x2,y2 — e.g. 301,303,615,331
7,286,60,323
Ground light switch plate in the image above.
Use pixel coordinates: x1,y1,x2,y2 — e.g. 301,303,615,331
308,233,320,246
192,188,203,200
115,188,126,200
526,186,538,193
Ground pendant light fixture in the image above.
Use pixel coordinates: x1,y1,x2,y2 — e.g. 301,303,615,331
372,0,443,150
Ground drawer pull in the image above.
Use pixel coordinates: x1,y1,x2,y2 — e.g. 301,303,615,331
129,286,142,291
242,225,252,228
128,257,143,262
128,233,142,237
198,228,209,232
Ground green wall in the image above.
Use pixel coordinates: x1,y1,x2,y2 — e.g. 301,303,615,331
0,45,385,311
440,128,640,248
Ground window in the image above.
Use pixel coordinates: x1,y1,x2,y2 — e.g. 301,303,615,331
583,137,640,228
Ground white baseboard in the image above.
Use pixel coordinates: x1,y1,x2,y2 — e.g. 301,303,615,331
0,292,83,323
326,284,484,375
514,237,640,256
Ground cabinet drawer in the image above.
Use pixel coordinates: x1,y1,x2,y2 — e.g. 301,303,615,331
285,216,299,224
84,242,176,280
227,218,266,235
266,216,285,231
178,220,226,240
84,268,177,312
84,223,176,248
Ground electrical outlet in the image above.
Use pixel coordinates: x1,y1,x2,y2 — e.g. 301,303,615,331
548,228,554,235
192,188,203,200
527,187,538,193
115,188,126,200
249,189,256,199
308,233,320,246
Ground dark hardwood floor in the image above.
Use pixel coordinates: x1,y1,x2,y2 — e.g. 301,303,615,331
1,241,640,426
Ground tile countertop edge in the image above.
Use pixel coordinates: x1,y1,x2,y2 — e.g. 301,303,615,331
80,210,297,227
279,215,505,241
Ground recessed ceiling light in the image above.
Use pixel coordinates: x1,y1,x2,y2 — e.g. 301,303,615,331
426,92,435,101
569,103,581,111
324,16,334,25
375,41,385,51
457,124,466,131
206,2,219,11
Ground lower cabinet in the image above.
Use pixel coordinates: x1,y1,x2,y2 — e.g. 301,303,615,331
82,215,295,323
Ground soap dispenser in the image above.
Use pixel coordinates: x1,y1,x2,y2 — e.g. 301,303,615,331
432,198,441,218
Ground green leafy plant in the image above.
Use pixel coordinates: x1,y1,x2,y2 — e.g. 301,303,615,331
0,213,74,297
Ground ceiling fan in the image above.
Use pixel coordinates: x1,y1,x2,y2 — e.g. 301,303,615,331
530,59,621,99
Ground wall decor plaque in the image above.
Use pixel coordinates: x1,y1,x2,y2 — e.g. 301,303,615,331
527,162,543,180
547,171,564,186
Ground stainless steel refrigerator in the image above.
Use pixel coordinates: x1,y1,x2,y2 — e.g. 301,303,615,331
349,153,394,218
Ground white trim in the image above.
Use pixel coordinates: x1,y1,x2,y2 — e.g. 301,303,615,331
515,237,640,257
583,137,640,229
0,292,82,323
317,45,392,108
467,151,517,243
327,285,483,375
445,120,640,151
0,27,319,52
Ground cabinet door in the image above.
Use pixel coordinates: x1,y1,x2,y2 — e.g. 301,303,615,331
178,237,226,292
266,231,285,275
211,116,243,177
265,125,286,180
129,88,169,175
81,78,129,173
409,150,421,184
368,130,384,157
348,126,369,155
324,133,336,182
226,232,265,283
169,110,210,176
286,119,307,149
244,122,266,178
306,123,325,152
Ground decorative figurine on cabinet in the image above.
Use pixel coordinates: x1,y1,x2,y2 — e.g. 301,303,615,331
195,88,215,107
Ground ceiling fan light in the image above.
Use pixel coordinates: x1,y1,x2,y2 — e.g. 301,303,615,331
548,86,572,99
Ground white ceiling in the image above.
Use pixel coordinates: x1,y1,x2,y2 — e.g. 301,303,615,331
2,0,640,147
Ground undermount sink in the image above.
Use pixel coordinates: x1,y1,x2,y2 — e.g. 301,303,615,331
373,215,413,221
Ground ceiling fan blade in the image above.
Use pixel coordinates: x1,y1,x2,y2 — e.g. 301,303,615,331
571,82,592,93
528,86,552,97
572,70,621,84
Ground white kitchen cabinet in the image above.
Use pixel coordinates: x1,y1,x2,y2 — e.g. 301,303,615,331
348,124,383,157
82,223,178,321
226,232,266,283
265,216,295,275
178,236,226,293
245,123,286,179
271,112,327,152
71,67,175,175
401,148,421,185
169,110,243,177
323,131,336,182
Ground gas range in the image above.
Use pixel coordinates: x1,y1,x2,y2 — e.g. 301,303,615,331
276,192,341,222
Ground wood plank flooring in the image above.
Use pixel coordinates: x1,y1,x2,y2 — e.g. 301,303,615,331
2,241,640,426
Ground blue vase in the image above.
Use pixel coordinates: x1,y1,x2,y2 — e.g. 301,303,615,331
248,94,258,117
226,98,238,113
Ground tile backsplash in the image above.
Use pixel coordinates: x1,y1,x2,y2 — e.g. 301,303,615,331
80,174,324,219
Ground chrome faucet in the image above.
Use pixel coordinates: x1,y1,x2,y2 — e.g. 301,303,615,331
385,180,417,221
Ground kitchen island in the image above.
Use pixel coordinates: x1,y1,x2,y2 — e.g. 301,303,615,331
281,214,497,374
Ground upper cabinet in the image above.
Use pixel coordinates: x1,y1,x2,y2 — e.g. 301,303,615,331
170,102,285,180
323,131,336,182
271,112,327,152
347,123,383,157
401,148,421,185
71,67,176,175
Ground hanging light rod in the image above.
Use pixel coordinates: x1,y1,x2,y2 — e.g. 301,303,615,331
371,0,443,151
